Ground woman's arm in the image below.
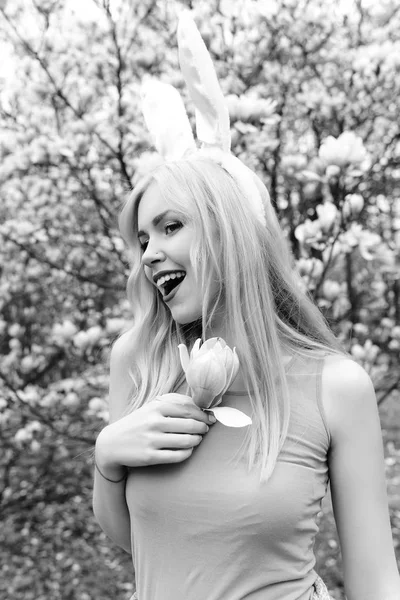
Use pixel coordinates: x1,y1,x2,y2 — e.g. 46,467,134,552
322,356,400,600
92,332,134,554
92,332,213,553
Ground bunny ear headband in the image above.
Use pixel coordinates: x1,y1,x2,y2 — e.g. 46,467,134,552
140,11,268,227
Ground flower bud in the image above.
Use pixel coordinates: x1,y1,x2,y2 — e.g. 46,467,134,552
388,339,400,351
351,344,366,360
353,323,368,337
316,202,338,233
391,326,400,340
343,194,364,218
185,351,227,408
322,280,341,301
178,338,240,409
325,164,341,180
364,340,379,362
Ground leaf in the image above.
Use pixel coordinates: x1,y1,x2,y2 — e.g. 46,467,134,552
208,406,252,427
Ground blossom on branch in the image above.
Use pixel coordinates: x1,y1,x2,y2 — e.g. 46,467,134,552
319,131,369,168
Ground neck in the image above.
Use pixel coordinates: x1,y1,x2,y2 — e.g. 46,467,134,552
203,321,293,393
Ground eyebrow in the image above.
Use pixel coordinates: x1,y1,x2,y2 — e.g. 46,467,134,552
137,210,175,238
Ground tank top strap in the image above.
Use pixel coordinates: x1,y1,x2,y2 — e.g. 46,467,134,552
285,351,331,448
315,353,331,447
286,351,326,377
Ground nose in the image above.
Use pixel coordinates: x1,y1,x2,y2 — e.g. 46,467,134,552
141,243,166,269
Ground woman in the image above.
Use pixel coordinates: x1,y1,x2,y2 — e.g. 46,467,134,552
93,13,400,600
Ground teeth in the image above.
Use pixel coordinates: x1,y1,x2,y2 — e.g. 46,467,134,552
157,271,186,289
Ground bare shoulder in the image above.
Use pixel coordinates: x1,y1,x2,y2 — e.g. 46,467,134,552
109,329,134,367
320,354,377,446
320,355,400,594
108,330,136,423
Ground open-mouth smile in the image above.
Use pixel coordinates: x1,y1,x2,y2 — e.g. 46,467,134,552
156,272,186,302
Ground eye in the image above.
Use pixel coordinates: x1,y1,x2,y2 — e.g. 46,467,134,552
165,221,182,235
139,221,182,253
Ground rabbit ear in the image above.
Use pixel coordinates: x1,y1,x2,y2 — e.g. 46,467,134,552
140,77,196,161
177,12,231,152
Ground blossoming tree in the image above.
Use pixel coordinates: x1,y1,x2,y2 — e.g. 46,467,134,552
0,0,399,598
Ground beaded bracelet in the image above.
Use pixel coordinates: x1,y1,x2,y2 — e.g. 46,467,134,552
95,461,128,483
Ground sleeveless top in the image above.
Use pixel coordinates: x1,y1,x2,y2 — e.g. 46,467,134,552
125,354,331,600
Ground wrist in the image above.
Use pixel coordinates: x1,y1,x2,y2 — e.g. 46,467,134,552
95,426,125,480
95,460,127,483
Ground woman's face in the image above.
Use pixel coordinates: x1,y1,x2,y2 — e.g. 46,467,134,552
137,180,219,325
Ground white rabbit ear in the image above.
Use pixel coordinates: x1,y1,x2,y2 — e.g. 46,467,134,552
140,77,196,161
177,12,231,152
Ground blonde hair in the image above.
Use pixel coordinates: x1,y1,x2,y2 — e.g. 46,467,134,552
118,157,348,483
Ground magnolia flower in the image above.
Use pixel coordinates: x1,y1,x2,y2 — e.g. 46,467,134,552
353,323,369,337
178,337,252,427
316,202,338,232
319,131,368,168
339,224,381,259
52,320,78,343
381,318,394,329
280,154,308,176
26,420,42,434
325,164,341,180
351,344,366,361
226,94,277,122
73,326,103,350
30,440,41,453
391,326,400,340
64,392,80,408
322,280,341,301
14,428,32,444
294,219,321,244
297,257,324,279
343,194,364,218
351,340,379,362
8,323,23,338
105,318,127,335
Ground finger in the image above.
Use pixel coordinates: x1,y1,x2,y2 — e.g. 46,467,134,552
154,393,193,404
159,401,212,423
155,432,203,450
152,448,195,464
161,417,209,435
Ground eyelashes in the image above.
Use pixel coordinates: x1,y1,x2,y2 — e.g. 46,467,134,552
139,221,182,252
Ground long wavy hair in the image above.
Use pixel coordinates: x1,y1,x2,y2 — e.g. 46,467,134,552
118,157,348,483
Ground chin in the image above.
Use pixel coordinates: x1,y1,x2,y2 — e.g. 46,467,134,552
170,307,203,327
172,313,201,326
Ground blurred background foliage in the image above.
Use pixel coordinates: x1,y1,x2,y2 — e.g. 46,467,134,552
0,0,399,598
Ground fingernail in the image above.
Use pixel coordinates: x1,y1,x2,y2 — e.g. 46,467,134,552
209,415,217,423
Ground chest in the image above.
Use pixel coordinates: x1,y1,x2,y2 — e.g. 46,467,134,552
126,396,327,543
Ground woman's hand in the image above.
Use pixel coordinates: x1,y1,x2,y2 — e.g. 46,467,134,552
95,393,215,477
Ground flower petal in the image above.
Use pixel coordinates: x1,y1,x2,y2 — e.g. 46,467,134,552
214,339,224,352
191,387,216,409
201,337,219,353
221,348,240,394
190,338,202,359
186,353,226,389
210,393,223,408
208,406,252,427
178,344,190,373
